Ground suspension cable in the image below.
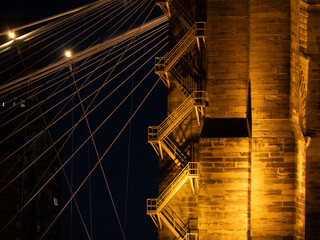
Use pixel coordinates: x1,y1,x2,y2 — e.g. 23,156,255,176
40,78,161,240
0,38,167,196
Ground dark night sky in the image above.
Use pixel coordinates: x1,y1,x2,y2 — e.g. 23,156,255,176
0,1,167,239
1,0,92,18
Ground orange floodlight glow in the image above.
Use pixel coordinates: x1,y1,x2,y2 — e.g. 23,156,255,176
65,50,72,58
8,32,15,39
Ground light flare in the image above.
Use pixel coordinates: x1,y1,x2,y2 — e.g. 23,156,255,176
8,32,15,39
65,50,72,58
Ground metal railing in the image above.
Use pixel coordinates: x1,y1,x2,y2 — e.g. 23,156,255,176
147,162,199,214
158,25,196,70
148,126,159,141
183,233,198,240
155,0,173,19
171,0,194,26
148,129,188,166
156,0,173,4
158,95,193,137
146,198,157,213
162,207,188,238
148,91,205,162
156,0,195,27
194,22,206,38
193,91,206,106
171,68,197,95
164,24,196,66
163,137,188,165
150,91,205,141
157,162,198,208
155,22,206,74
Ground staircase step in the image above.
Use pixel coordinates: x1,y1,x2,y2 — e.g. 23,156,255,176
147,162,199,214
148,91,206,162
146,163,199,239
160,207,187,239
155,22,206,88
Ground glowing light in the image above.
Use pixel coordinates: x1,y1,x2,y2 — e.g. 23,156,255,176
8,32,15,39
65,50,72,58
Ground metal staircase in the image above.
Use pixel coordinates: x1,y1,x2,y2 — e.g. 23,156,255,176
156,0,173,18
159,208,188,239
155,22,206,87
161,137,188,167
147,162,199,239
147,162,199,214
148,3,205,240
156,0,194,27
183,233,198,240
171,0,194,26
171,68,198,96
148,91,205,160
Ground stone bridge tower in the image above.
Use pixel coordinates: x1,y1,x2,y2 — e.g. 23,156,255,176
146,0,320,239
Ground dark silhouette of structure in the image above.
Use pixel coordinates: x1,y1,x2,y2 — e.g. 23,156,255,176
0,23,61,240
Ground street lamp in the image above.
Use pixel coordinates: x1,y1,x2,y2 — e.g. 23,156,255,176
8,31,15,40
65,50,72,58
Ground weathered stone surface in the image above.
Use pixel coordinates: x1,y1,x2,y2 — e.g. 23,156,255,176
198,138,250,240
206,0,249,119
156,1,320,240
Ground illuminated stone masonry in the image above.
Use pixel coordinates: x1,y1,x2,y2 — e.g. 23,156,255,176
149,0,320,240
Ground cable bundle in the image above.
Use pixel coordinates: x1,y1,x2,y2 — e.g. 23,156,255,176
0,0,168,239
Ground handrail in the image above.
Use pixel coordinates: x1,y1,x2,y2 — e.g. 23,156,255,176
194,22,206,38
158,94,193,135
163,137,188,164
156,0,195,28
155,24,196,73
162,207,188,237
157,164,188,206
148,91,205,141
157,162,198,208
158,22,206,69
155,0,174,19
164,24,197,65
156,0,173,5
183,233,198,240
171,68,197,95
171,0,194,26
154,22,206,88
147,198,157,213
157,91,206,138
148,126,159,141
146,163,199,238
147,162,199,214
